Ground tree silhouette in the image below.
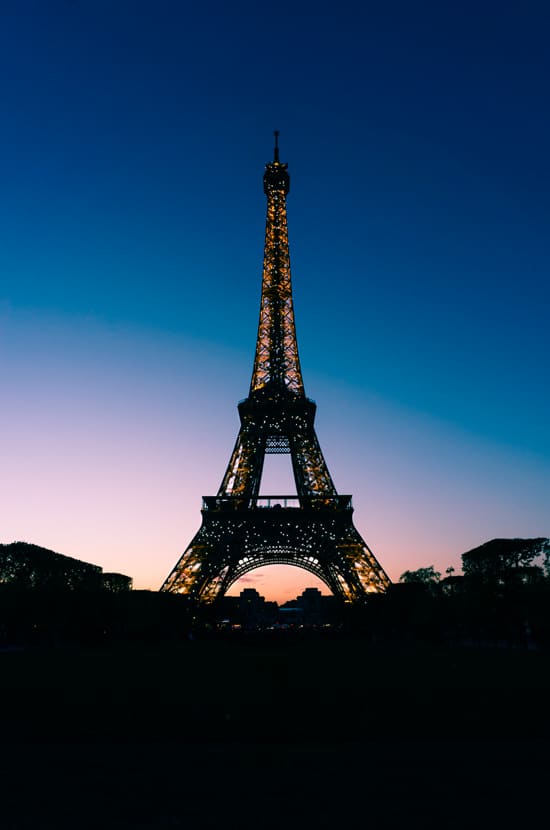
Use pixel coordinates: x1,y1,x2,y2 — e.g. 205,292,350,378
399,565,441,585
461,538,550,579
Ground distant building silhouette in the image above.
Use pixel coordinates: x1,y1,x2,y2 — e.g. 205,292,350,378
238,588,278,627
212,585,340,629
279,587,338,626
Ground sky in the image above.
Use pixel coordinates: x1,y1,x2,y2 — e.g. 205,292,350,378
1,1,549,602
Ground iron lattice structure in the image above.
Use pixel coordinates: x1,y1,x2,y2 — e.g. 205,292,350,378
162,135,390,603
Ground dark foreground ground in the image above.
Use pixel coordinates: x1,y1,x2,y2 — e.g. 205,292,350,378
1,634,549,828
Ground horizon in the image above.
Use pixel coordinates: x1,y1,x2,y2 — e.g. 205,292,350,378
2,3,549,603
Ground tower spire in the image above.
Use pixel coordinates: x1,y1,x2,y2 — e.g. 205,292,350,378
250,135,303,396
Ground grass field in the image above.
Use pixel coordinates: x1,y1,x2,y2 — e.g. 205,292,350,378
2,635,550,739
1,636,549,828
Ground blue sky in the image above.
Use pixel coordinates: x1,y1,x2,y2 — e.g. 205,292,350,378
1,1,548,597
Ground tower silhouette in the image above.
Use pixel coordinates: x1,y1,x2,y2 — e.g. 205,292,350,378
162,134,390,602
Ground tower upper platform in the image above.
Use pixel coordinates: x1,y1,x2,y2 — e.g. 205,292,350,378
264,131,290,194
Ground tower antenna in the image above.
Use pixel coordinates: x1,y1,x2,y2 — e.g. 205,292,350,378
273,129,280,162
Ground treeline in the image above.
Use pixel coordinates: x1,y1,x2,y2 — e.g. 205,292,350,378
2,537,550,648
0,586,195,647
345,537,550,647
0,542,181,647
0,542,131,592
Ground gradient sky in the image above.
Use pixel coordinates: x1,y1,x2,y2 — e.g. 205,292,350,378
1,1,549,602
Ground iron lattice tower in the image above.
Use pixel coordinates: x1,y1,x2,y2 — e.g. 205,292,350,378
162,134,390,602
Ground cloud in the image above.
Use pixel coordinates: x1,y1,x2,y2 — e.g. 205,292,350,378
239,574,262,584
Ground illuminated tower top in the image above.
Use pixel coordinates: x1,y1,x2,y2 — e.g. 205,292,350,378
250,131,305,398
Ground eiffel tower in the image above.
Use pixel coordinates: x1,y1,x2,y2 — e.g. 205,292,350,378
162,134,390,603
